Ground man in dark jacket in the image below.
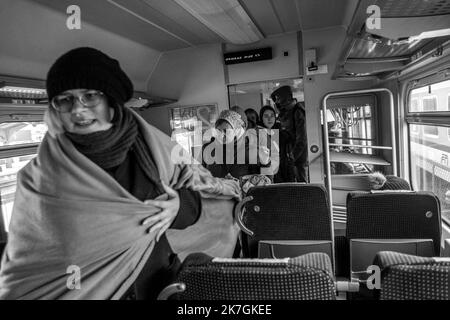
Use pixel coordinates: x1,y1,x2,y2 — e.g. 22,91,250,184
270,85,308,182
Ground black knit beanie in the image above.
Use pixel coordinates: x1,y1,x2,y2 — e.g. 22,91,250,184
46,47,134,107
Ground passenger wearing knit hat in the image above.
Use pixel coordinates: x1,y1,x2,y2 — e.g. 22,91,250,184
46,47,140,166
46,47,134,107
42,47,204,300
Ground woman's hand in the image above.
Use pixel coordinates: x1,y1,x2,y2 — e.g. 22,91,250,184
258,145,271,166
141,182,180,242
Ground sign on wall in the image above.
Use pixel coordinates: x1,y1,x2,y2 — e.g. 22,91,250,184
169,104,218,152
224,47,272,65
169,104,218,132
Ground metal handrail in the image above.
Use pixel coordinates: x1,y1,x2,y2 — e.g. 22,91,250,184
329,143,393,150
157,283,186,300
234,196,254,236
322,88,397,271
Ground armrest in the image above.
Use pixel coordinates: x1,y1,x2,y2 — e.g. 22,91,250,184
350,238,434,273
157,283,186,300
336,281,360,293
374,251,433,270
258,240,333,262
444,239,450,257
234,196,254,236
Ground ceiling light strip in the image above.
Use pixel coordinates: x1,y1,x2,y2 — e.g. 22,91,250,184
0,86,47,94
236,0,266,38
106,0,194,47
174,0,234,42
174,0,263,44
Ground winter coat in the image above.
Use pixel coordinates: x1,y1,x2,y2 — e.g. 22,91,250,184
276,101,308,182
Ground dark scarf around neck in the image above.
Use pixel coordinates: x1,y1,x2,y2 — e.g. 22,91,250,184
65,107,163,192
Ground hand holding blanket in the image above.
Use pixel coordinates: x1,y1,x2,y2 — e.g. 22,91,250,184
0,110,240,299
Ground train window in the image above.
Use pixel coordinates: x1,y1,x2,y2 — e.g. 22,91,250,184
422,97,439,136
422,96,437,112
409,80,450,113
0,121,47,234
169,104,218,157
228,78,304,114
410,98,420,134
448,94,450,140
0,122,47,147
407,79,450,224
0,154,37,232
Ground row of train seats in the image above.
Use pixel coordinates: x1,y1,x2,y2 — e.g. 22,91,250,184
159,183,450,300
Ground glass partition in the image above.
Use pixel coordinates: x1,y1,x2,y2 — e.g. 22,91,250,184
228,78,304,113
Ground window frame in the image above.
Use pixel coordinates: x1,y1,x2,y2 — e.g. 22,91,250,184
448,93,450,141
0,104,47,159
409,98,420,134
406,78,450,127
405,72,450,226
0,103,47,239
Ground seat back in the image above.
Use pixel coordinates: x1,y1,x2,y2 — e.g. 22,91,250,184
350,238,434,274
375,251,450,300
238,183,332,257
258,240,333,260
346,191,442,255
170,252,335,300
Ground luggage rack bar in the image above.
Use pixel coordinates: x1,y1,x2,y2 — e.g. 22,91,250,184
329,143,393,150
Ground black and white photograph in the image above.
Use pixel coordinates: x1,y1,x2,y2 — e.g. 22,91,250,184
0,0,450,308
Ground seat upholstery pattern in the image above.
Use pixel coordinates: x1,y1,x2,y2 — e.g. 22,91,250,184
174,252,336,300
346,191,442,255
244,184,331,241
241,184,332,257
375,251,450,300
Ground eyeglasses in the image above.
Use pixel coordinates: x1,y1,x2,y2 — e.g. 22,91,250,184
51,90,104,113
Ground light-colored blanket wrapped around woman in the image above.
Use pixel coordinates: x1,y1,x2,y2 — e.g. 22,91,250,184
0,109,241,299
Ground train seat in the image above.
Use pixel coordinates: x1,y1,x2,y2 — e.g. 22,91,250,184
157,252,336,300
234,183,333,259
346,191,442,296
347,191,441,255
374,251,450,300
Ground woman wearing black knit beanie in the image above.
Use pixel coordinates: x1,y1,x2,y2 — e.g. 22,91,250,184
0,47,240,300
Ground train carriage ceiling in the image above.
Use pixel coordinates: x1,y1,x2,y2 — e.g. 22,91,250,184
2,0,358,106
31,0,357,50
2,0,450,103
